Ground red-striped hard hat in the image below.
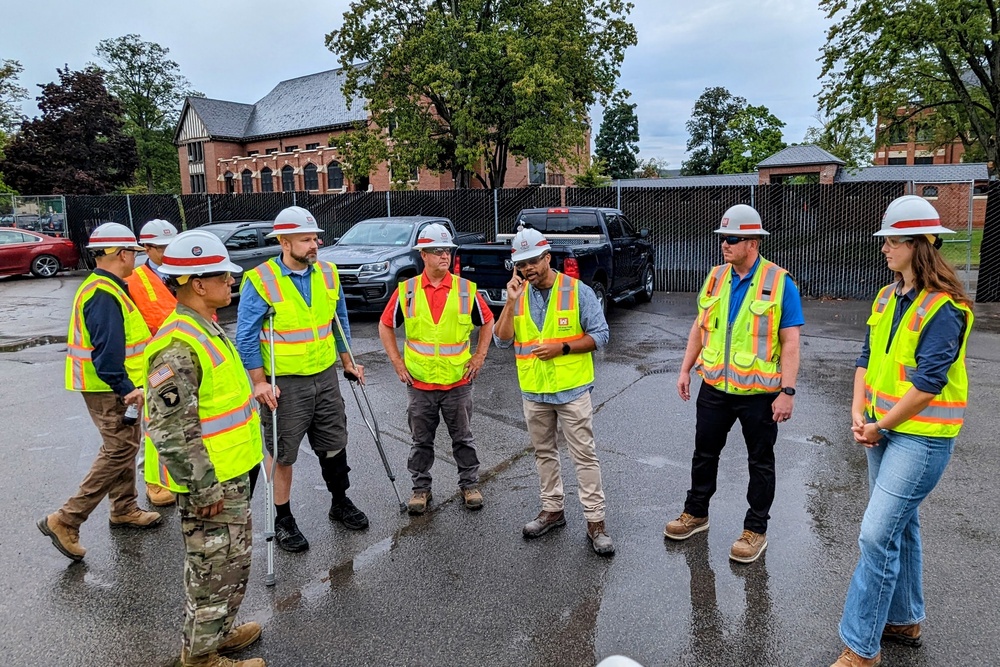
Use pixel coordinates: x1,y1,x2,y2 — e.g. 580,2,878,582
875,195,954,237
267,206,323,238
714,204,769,236
139,219,179,246
159,230,242,275
86,222,144,250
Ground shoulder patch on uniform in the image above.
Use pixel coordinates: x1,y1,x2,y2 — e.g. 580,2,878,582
148,364,175,388
157,384,181,408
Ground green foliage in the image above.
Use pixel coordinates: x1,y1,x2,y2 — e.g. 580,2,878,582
636,157,668,178
718,105,786,174
802,114,874,169
0,130,14,193
328,122,390,187
681,87,747,175
94,34,198,193
819,0,1000,174
0,66,138,194
573,158,612,187
327,0,637,189
0,59,28,134
595,98,639,179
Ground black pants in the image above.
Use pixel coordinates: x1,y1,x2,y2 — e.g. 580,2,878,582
683,382,778,534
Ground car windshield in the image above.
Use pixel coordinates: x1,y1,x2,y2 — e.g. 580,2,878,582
338,222,413,246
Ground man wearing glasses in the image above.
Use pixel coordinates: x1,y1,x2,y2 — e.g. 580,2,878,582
494,226,614,556
378,223,494,514
665,204,803,564
38,223,161,562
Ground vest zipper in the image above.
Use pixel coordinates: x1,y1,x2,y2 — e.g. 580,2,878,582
724,320,733,393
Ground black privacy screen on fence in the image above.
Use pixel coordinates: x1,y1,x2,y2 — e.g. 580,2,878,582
61,182,908,299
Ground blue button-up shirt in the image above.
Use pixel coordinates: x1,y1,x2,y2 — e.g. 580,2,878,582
235,256,352,372
494,277,610,405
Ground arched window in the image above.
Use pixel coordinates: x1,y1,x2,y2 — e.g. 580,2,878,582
241,169,253,194
328,160,344,190
224,171,235,193
304,163,319,191
260,167,274,192
281,165,295,192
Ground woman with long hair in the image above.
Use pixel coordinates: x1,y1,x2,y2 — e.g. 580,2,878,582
832,196,974,667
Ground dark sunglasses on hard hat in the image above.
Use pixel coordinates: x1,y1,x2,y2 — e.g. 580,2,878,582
719,235,750,245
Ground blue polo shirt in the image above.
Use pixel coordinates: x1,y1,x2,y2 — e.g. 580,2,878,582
727,256,805,329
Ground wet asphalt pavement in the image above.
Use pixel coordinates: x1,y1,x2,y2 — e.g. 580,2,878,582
1,272,999,666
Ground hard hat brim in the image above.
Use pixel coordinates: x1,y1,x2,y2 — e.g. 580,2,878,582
413,241,458,251
266,225,324,239
86,242,145,251
874,226,955,237
510,245,550,262
160,259,243,276
713,228,770,236
140,236,174,246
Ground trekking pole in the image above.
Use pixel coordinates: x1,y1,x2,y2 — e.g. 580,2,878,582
332,313,406,513
261,306,279,586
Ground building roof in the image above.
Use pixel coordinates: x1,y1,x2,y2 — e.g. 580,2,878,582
177,67,369,144
614,173,758,187
757,144,845,168
836,163,989,182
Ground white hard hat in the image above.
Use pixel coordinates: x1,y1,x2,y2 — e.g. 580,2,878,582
267,206,324,238
511,226,551,262
139,219,179,245
875,195,954,237
714,204,769,236
413,222,457,250
86,222,143,250
159,230,242,276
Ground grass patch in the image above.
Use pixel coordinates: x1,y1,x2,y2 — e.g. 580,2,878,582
939,228,982,268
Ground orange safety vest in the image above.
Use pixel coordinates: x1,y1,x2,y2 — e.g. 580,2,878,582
126,262,177,335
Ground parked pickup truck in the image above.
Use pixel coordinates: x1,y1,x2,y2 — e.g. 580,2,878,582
457,207,654,312
317,216,485,312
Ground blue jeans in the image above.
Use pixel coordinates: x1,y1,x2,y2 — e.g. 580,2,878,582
839,430,955,658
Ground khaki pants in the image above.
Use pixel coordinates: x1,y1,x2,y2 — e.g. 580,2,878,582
57,392,141,528
522,392,606,522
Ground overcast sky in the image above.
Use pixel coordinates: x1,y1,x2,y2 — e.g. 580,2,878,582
6,0,832,170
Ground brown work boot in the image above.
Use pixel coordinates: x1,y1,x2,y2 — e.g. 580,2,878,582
218,622,263,655
883,622,922,647
109,508,162,528
729,529,767,563
830,647,882,667
461,486,483,510
663,512,709,541
522,510,566,538
182,650,266,667
37,514,86,561
586,520,615,556
146,482,176,507
407,490,432,515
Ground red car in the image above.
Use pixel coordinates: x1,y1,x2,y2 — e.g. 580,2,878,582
0,228,80,278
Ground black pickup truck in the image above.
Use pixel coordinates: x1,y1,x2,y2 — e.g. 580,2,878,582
457,206,654,313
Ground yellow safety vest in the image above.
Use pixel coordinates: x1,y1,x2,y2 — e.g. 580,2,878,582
864,284,972,438
512,272,595,394
244,258,341,376
695,258,787,395
401,274,476,385
65,273,151,392
143,311,263,492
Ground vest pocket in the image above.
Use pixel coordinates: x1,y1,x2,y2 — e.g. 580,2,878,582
749,299,776,316
698,296,721,331
731,351,758,369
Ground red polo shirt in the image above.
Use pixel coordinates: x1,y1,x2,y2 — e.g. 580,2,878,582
380,270,494,390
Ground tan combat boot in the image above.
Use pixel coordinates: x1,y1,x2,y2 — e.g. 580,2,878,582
830,647,882,667
460,486,483,510
407,490,432,515
37,514,86,561
109,508,162,528
182,649,266,667
146,482,176,507
218,622,262,656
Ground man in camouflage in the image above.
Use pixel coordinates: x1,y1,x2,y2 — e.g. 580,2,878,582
144,230,264,667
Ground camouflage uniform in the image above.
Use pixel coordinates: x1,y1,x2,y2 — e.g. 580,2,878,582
146,305,253,659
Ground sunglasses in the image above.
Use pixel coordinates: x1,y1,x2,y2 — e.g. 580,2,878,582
883,236,913,248
423,248,452,256
196,271,232,282
514,253,548,270
719,235,750,245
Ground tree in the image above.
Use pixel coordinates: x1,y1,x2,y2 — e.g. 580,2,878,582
327,0,637,189
681,87,746,175
573,158,612,187
718,105,787,174
328,122,390,189
595,98,639,179
1,67,138,194
1,59,28,133
635,156,668,178
802,114,874,169
819,0,1000,174
95,35,198,193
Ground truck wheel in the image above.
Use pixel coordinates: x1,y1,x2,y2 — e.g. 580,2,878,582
592,281,608,316
637,264,654,303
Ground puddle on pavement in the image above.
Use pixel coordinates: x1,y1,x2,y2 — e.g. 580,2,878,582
0,335,65,352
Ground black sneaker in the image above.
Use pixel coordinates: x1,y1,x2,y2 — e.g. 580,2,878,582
329,496,369,530
274,515,309,552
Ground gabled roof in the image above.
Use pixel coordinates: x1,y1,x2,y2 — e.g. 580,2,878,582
757,145,845,168
614,173,758,187
175,66,369,144
836,163,989,182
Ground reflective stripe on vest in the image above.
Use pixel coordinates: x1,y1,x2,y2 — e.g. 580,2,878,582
64,274,152,392
512,273,595,394
694,257,788,395
400,274,476,385
864,286,973,437
143,311,263,492
127,263,177,334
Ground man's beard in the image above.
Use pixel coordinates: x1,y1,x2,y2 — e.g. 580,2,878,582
291,250,317,265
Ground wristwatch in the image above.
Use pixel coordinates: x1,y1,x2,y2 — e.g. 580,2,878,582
562,342,571,356
780,387,796,396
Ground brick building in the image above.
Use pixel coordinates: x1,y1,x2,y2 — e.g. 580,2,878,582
874,108,966,166
174,67,582,195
